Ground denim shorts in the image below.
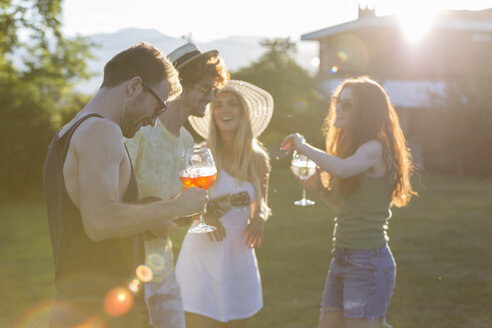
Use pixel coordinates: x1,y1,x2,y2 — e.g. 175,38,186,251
321,244,396,319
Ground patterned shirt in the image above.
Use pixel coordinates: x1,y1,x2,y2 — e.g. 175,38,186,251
125,119,194,282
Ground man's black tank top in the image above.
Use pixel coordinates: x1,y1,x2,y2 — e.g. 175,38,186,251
43,114,150,327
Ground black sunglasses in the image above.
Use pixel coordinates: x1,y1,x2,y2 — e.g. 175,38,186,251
142,80,167,116
332,96,354,113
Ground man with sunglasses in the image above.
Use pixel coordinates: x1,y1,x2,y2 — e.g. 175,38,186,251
43,42,209,328
125,43,229,328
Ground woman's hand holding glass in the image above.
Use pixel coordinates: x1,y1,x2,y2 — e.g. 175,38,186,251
291,150,317,206
280,133,306,153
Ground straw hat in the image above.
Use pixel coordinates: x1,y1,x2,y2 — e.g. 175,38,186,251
167,43,218,69
188,80,274,139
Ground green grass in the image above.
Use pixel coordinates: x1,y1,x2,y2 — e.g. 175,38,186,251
1,168,492,327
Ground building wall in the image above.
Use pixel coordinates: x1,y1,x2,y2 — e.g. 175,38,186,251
317,26,492,82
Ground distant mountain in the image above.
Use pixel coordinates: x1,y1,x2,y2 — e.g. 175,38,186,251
76,28,319,94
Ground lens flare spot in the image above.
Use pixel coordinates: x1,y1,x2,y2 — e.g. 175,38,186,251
136,264,153,282
147,253,165,272
311,57,320,67
337,51,348,61
330,65,339,74
104,287,133,317
294,99,308,113
127,279,140,294
15,300,52,328
74,316,106,328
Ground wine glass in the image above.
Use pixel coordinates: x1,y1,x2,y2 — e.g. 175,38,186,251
291,150,316,206
180,147,218,233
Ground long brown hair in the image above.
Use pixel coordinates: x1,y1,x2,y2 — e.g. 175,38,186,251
322,76,415,207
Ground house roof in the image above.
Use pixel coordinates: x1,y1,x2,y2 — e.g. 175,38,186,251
302,8,492,41
302,16,396,40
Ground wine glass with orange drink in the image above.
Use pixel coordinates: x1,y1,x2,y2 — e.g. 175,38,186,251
180,147,217,233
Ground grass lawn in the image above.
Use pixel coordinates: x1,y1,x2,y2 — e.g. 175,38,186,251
1,166,491,327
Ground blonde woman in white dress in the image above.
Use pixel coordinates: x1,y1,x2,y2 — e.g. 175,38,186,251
176,80,274,328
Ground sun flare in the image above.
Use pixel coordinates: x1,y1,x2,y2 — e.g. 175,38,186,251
397,7,439,42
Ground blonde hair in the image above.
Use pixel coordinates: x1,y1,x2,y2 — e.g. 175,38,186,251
322,76,416,207
207,91,271,213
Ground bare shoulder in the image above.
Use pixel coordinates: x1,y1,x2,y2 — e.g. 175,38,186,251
71,117,124,155
358,139,383,158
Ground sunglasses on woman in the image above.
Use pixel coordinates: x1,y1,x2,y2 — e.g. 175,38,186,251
332,96,354,113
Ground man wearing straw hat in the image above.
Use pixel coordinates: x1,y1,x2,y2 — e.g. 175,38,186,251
125,42,229,328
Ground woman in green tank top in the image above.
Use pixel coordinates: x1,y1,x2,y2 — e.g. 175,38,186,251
282,76,416,328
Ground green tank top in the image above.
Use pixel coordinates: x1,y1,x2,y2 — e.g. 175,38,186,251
333,174,392,249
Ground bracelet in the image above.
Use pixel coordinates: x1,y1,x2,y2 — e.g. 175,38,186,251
252,213,266,222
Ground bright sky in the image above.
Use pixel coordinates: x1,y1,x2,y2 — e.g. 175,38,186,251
62,0,491,42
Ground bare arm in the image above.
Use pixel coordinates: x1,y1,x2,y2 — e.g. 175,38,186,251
71,119,207,241
253,153,271,220
281,133,383,179
243,153,270,248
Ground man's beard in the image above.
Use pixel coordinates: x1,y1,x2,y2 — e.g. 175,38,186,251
191,102,208,118
121,101,141,138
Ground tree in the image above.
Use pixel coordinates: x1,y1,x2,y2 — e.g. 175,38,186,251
422,74,492,176
0,0,94,198
232,38,329,150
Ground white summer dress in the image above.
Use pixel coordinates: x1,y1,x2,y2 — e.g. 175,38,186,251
175,169,263,322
